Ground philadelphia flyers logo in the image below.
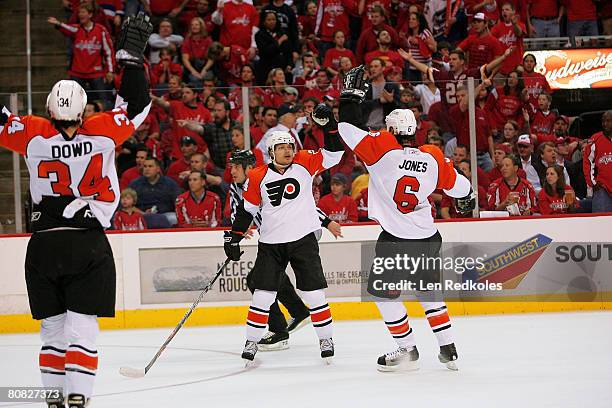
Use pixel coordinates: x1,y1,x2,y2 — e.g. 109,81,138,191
266,178,300,207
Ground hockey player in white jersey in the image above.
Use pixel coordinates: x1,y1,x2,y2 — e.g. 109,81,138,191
224,117,345,364
327,65,475,372
0,14,153,408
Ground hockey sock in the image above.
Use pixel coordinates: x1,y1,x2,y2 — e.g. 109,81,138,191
64,311,99,399
301,290,332,340
40,313,67,391
376,301,416,349
421,302,453,346
246,290,277,342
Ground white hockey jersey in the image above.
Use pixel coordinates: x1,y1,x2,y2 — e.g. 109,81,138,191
337,122,470,239
242,149,343,243
0,106,148,228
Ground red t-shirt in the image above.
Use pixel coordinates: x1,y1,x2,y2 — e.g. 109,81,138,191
449,105,491,153
528,0,559,19
537,185,577,215
360,0,392,31
168,100,212,159
561,0,597,22
490,21,525,75
218,45,248,86
530,110,557,135
458,34,504,69
151,61,184,86
415,120,433,146
315,0,357,42
182,35,213,61
298,14,317,37
303,86,341,102
317,194,358,223
175,190,222,227
218,1,259,50
120,166,141,191
486,87,526,132
323,48,357,71
149,0,181,15
166,158,191,188
523,71,552,111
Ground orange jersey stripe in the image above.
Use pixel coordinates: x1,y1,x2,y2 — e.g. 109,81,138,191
242,165,268,206
65,350,98,371
427,313,450,328
247,310,269,325
353,130,402,166
39,353,66,371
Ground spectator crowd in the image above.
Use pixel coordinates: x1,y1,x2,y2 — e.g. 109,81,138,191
46,0,612,230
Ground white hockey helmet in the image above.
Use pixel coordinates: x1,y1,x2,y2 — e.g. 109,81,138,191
385,109,417,136
46,80,88,122
266,130,296,161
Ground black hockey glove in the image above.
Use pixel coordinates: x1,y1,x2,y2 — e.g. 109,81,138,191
223,231,243,262
341,65,370,104
116,12,153,67
311,103,336,129
454,190,476,215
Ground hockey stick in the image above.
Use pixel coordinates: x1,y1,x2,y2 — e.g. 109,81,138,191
119,255,238,378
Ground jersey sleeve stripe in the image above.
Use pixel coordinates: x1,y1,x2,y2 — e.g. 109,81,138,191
243,165,268,206
351,129,402,167
418,144,457,190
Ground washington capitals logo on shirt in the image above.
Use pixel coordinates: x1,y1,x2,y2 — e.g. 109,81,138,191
266,178,300,206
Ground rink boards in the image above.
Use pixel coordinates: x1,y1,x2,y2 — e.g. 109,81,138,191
0,214,611,333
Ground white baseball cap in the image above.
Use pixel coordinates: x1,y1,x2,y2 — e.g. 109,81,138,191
517,134,532,146
473,12,486,21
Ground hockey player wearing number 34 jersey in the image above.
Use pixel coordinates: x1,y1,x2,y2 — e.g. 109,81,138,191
334,65,475,372
224,114,345,365
0,14,153,408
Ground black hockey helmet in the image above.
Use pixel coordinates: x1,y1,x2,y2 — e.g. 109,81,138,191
229,149,257,169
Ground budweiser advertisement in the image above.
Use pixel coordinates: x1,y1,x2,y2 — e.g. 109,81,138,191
527,49,612,90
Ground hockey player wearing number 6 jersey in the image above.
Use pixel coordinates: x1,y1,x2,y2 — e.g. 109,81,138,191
0,13,153,408
334,65,476,372
224,115,345,365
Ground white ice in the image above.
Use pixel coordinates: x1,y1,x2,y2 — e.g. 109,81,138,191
0,311,611,408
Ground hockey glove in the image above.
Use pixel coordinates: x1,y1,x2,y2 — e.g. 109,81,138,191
454,190,476,215
311,103,336,128
116,12,153,67
340,65,370,104
223,231,243,262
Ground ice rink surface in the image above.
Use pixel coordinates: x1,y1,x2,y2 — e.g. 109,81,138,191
0,311,610,408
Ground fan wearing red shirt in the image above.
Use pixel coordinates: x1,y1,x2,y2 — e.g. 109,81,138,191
527,0,562,38
537,165,578,215
113,189,148,231
354,187,369,221
323,30,357,77
181,17,213,83
151,48,184,88
151,84,212,160
303,70,341,102
464,0,500,26
299,1,318,37
204,42,248,86
355,6,399,64
450,85,495,171
364,30,405,70
175,170,222,227
458,13,504,69
440,159,488,218
583,111,612,213
521,53,552,112
317,173,358,223
490,3,526,75
488,143,527,181
167,136,200,188
315,0,358,46
487,156,537,215
409,102,432,146
562,0,598,37
120,147,150,191
358,0,392,31
211,0,259,53
149,0,183,16
486,70,528,134
529,92,557,135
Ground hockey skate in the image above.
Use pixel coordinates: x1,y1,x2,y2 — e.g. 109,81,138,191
242,340,258,366
377,346,420,372
46,393,64,408
258,331,289,351
287,315,311,334
66,394,89,408
319,338,334,364
438,343,458,371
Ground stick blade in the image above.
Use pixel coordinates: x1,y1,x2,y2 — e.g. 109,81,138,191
119,366,146,378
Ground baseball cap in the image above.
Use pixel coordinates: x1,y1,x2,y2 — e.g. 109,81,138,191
517,134,532,146
277,105,298,117
282,86,299,96
555,115,569,124
473,12,486,21
181,136,197,146
331,173,348,185
555,136,571,145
